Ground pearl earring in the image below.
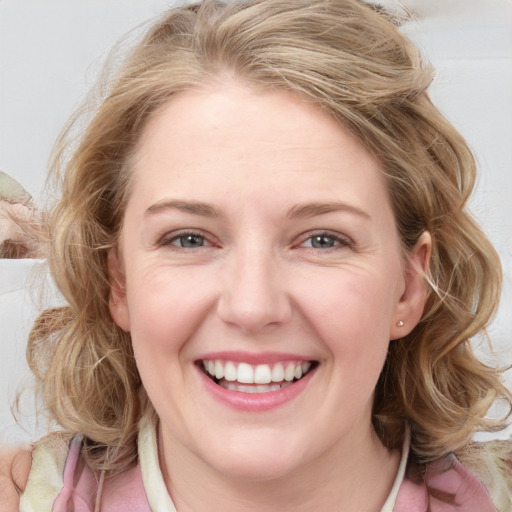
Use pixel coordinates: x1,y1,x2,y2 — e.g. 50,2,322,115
396,320,404,327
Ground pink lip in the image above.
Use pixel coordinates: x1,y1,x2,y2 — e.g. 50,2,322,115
196,363,317,412
197,351,313,365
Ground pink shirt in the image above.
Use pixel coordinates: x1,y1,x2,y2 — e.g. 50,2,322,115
20,417,497,512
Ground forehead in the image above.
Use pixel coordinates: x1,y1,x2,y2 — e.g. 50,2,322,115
129,83,392,218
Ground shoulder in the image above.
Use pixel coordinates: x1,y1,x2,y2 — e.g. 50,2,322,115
395,450,504,512
19,432,83,512
461,440,512,512
20,432,151,512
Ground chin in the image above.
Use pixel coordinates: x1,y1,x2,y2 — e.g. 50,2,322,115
214,456,300,483
200,434,306,483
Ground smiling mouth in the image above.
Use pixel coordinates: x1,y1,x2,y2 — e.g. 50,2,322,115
198,359,318,393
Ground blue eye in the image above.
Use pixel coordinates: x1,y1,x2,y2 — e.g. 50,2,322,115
166,233,208,248
301,233,350,249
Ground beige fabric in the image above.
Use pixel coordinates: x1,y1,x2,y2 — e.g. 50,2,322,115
19,434,71,512
460,440,512,511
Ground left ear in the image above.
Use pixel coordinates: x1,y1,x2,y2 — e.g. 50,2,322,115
390,231,432,340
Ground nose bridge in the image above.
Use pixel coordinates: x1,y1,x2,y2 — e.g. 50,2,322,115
217,239,291,332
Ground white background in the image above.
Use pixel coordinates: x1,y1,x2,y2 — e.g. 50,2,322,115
1,0,511,444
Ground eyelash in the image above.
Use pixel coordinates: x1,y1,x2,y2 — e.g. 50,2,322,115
298,231,353,251
157,230,353,252
158,230,212,249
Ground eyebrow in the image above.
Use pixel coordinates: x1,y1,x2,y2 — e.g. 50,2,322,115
145,200,219,217
145,199,370,220
286,202,371,220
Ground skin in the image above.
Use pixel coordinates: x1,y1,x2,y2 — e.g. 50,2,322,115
0,447,31,511
105,82,431,512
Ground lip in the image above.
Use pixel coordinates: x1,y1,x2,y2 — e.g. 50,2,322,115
196,358,317,412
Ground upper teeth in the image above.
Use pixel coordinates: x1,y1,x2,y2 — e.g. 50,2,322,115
202,360,312,384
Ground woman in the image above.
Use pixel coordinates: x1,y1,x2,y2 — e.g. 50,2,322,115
3,0,512,510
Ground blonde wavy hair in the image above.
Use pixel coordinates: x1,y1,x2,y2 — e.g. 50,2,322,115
28,0,511,481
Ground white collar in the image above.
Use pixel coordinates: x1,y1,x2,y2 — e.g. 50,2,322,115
138,413,178,512
379,425,410,512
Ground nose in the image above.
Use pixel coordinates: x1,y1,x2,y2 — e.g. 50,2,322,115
216,245,293,333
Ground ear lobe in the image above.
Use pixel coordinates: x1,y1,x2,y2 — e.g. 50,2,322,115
107,248,131,332
390,231,432,340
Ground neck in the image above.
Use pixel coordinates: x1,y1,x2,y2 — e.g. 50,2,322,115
158,422,401,512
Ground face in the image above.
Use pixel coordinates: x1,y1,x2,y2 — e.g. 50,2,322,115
109,84,429,482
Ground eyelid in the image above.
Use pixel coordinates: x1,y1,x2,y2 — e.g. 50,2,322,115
157,228,215,248
296,230,354,249
155,228,353,250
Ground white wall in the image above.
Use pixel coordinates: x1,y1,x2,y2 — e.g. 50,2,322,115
1,0,511,443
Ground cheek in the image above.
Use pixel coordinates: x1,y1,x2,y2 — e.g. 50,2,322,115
297,268,398,368
302,267,398,332
126,267,215,365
